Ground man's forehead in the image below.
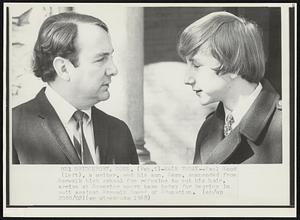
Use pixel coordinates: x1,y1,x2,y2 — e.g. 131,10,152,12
77,23,110,41
76,23,113,55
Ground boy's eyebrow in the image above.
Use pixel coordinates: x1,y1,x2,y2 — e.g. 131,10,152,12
188,57,200,64
188,57,196,62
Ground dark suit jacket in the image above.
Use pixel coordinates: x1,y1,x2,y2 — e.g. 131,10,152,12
193,80,282,164
12,88,139,164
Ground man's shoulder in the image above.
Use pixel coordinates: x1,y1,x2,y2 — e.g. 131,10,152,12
13,88,46,115
13,97,39,116
12,97,42,131
92,107,128,129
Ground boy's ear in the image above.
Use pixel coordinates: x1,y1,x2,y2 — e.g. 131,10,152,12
221,73,237,82
230,73,238,79
52,57,71,81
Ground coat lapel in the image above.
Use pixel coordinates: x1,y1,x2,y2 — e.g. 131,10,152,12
201,102,242,164
36,88,81,164
199,104,225,163
92,107,112,164
205,128,241,164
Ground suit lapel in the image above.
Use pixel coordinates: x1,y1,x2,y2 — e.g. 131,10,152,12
92,107,111,164
36,88,81,164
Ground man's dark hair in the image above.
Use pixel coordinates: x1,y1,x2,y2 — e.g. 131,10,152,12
32,12,108,82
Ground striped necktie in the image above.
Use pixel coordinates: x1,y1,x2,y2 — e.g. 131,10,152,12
73,110,94,164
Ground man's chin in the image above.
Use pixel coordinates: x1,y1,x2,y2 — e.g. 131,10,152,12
92,92,110,105
99,92,110,102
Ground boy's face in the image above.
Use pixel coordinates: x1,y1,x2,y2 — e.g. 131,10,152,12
184,48,230,106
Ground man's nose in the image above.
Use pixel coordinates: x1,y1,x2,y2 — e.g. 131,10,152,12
106,59,118,76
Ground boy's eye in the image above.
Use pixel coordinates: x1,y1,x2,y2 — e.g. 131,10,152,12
192,63,201,68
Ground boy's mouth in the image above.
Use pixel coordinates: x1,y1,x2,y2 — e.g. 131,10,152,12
195,89,203,94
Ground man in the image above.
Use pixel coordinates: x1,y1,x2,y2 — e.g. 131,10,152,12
177,11,282,164
12,12,139,164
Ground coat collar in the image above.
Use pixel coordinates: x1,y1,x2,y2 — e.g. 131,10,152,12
36,88,81,164
239,80,280,142
204,80,279,164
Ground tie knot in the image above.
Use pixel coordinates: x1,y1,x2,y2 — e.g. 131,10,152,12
224,113,235,137
73,110,87,122
225,114,235,125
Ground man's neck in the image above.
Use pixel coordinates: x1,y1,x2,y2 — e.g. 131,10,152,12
48,82,92,110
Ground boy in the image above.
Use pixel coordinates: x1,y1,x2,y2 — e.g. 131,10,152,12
177,11,282,164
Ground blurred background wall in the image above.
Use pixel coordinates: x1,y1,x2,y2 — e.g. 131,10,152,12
9,5,282,164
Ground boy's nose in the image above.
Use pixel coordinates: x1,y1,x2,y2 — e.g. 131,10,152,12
184,74,195,85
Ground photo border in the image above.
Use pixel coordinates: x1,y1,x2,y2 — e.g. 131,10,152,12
2,1,297,217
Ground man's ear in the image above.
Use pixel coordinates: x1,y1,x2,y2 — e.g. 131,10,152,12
53,57,71,81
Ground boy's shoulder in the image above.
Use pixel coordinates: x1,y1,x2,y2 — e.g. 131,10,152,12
276,100,282,111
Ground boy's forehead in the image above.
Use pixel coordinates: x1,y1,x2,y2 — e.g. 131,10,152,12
187,47,220,68
187,42,211,61
197,42,211,55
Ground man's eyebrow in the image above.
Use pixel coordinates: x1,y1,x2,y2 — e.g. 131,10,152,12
94,50,114,57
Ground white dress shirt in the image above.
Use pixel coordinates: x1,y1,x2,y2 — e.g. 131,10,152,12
45,85,99,164
224,83,263,130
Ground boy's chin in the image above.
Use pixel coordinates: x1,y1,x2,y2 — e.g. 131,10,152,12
197,95,215,106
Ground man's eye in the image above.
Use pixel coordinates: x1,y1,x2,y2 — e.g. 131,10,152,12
95,57,106,63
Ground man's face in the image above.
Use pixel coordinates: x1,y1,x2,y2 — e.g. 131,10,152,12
68,23,118,108
184,48,229,106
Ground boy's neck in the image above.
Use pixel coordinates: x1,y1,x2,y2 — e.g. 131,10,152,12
222,77,258,111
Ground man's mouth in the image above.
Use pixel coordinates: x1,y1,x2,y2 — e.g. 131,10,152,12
102,83,110,89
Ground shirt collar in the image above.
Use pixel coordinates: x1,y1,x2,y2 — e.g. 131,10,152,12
45,85,92,124
224,83,262,128
81,109,92,124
